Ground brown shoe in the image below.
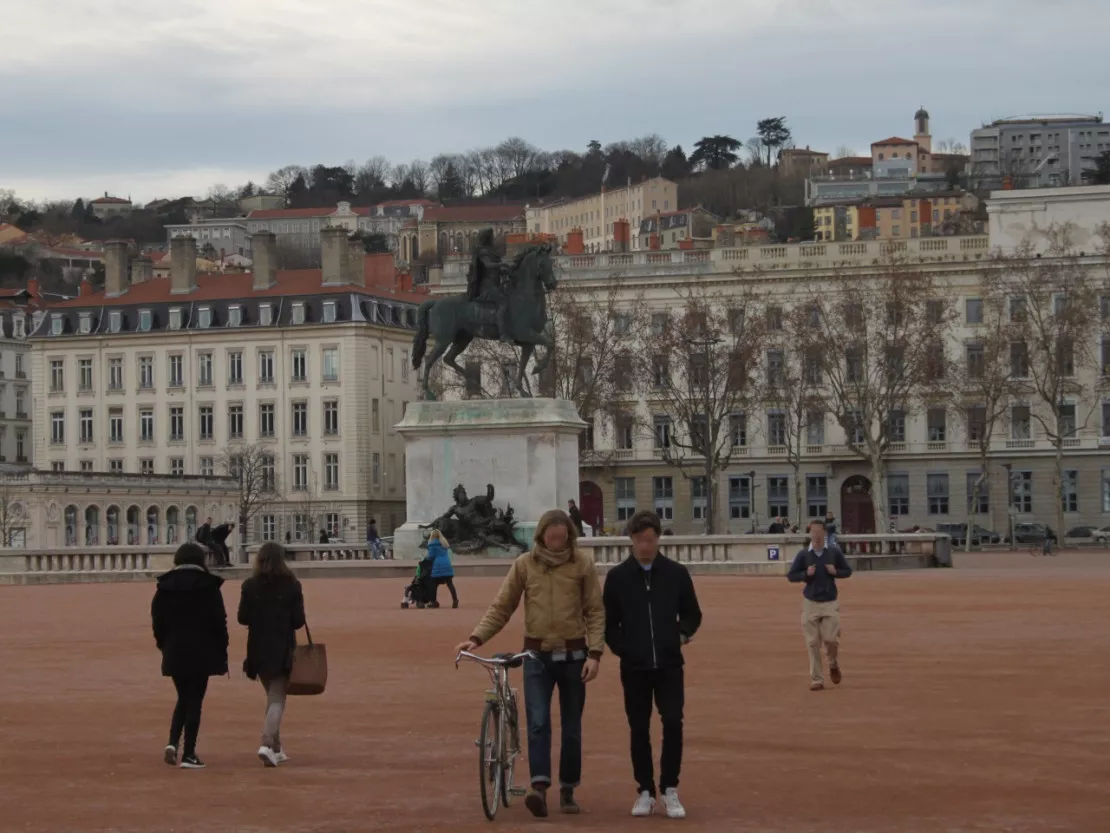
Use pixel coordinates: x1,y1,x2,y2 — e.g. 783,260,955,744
830,666,842,685
810,682,824,691
560,787,581,814
525,788,549,818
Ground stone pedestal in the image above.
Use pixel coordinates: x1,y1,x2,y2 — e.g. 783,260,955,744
394,398,585,560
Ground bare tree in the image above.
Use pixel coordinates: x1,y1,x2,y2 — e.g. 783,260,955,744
0,481,26,547
407,159,430,195
265,165,309,199
626,134,669,172
833,146,858,159
637,282,766,533
991,229,1103,538
219,443,281,546
802,263,957,532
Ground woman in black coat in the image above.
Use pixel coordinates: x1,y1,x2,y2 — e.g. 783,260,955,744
151,543,229,770
238,542,306,767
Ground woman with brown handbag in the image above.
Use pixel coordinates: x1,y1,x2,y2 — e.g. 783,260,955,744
237,542,306,767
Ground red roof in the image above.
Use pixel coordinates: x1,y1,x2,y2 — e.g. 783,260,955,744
247,205,372,220
48,253,426,308
871,137,918,147
91,196,131,204
831,156,873,166
374,199,438,207
423,205,524,223
42,247,105,259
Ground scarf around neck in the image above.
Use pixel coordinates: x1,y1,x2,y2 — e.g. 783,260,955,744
532,542,574,570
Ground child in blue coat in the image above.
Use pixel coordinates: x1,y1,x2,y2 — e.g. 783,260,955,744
423,530,459,609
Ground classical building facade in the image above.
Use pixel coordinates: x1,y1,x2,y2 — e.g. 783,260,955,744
0,288,40,467
30,231,423,543
417,204,527,260
526,178,677,253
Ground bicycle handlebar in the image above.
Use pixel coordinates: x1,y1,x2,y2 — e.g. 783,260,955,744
455,649,537,670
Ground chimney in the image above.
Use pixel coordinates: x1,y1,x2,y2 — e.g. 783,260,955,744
130,257,153,284
612,219,630,253
79,278,93,297
104,240,129,298
251,232,277,290
26,278,39,298
321,226,348,286
345,235,365,286
565,227,585,255
170,236,198,294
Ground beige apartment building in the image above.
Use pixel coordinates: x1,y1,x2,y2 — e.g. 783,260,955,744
0,288,41,467
435,213,1110,538
31,230,423,543
526,177,678,252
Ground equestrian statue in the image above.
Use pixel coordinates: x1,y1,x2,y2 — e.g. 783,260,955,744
410,229,558,399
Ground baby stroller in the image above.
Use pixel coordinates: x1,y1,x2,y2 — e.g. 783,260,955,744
401,560,432,609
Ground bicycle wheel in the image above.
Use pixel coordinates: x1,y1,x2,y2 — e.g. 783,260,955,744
500,695,520,808
479,701,503,820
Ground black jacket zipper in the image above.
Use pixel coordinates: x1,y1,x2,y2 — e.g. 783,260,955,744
644,569,657,669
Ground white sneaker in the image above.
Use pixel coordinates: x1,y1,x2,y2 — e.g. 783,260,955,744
257,746,279,768
662,788,686,819
275,750,289,764
631,790,656,817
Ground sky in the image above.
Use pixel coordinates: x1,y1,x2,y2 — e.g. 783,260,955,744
3,0,1108,205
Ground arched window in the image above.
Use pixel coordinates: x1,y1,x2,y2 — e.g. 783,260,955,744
455,232,465,254
439,232,448,254
146,506,160,545
106,506,121,545
166,506,180,545
64,505,78,546
85,505,100,546
411,235,419,259
185,506,198,541
126,505,141,545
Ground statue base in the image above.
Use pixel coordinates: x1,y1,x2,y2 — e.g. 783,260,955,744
394,398,586,560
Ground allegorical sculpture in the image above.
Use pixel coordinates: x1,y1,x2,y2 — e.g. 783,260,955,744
422,483,522,553
410,231,558,400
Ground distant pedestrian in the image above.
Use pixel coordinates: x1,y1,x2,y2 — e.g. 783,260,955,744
238,542,307,768
367,518,382,559
423,530,459,608
825,513,838,548
768,517,785,534
567,500,585,536
151,542,229,770
210,521,234,568
787,519,852,691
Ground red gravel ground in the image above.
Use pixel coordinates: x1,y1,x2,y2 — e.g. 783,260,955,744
2,555,1108,833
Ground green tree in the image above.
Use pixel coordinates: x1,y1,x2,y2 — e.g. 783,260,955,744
359,232,391,254
757,117,792,167
689,135,741,171
661,145,691,180
1084,150,1110,185
437,162,467,200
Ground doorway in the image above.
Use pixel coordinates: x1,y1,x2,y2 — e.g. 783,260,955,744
840,475,876,535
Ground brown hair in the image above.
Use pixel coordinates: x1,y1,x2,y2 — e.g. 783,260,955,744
533,509,578,549
808,518,826,531
625,510,662,537
174,542,208,568
253,541,295,581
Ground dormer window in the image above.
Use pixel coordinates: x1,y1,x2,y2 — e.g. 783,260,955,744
109,311,122,334
259,304,273,327
13,315,25,338
323,301,337,324
198,307,212,328
228,305,242,327
138,309,153,332
292,302,305,325
79,313,92,335
51,315,64,336
33,311,44,330
168,308,182,330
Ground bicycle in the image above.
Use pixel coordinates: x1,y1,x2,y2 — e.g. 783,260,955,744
455,649,536,820
1027,535,1055,557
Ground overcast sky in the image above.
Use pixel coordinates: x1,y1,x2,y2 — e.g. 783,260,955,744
3,0,1107,204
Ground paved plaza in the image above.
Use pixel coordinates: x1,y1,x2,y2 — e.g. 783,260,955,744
1,552,1107,832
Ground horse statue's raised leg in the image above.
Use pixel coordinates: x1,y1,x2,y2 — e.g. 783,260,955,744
514,343,535,397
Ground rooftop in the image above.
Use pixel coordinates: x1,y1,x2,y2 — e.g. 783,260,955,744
90,196,131,205
422,204,525,223
872,137,918,147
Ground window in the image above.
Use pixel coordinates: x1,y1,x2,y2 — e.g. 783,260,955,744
1103,470,1110,514
844,303,864,331
258,350,274,384
139,309,152,332
198,307,212,328
170,458,185,476
197,352,213,386
137,356,153,389
888,474,909,516
1009,297,1027,322
651,312,668,336
967,471,989,514
109,357,123,391
615,413,635,450
926,300,945,325
323,400,339,435
293,454,309,490
806,475,828,518
227,351,243,385
729,413,747,447
79,409,94,443
1010,405,1031,440
228,404,244,439
78,358,93,391
199,456,214,477
261,455,276,492
1056,338,1075,377
728,308,745,335
1103,401,1110,437
228,305,242,327
259,304,273,327
806,411,825,445
966,298,983,324
51,461,64,472
139,408,154,441
109,408,124,443
372,452,381,487
1103,338,1110,376
169,308,182,330
50,411,65,444
652,414,672,449
652,476,674,522
1058,403,1076,438
803,348,822,385
169,406,184,441
323,348,339,381
169,354,184,387
767,412,786,446
14,390,23,416
260,514,277,541
291,348,307,382
651,355,669,389
767,476,789,518
846,409,865,445
690,477,708,522
47,314,63,336
728,476,751,520
966,342,984,378
966,406,986,443
195,405,213,440
109,459,123,473
324,453,339,490
292,401,308,436
927,408,947,442
50,359,64,392
140,459,155,475
323,301,337,324
766,349,784,386
13,315,25,338
1009,470,1032,513
846,346,864,383
616,477,636,522
257,403,275,438
766,306,783,331
927,473,950,515
292,303,306,325
79,313,92,335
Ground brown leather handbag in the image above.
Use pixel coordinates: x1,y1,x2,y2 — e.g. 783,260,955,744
287,622,327,696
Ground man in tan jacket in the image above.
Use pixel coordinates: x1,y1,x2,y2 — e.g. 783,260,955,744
456,509,605,818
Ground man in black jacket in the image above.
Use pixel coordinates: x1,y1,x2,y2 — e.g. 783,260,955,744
603,510,702,819
210,521,235,568
787,518,853,691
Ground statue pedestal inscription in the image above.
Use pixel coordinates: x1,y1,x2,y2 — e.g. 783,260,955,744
394,398,585,559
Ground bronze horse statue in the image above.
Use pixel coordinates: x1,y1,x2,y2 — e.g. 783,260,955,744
411,244,558,399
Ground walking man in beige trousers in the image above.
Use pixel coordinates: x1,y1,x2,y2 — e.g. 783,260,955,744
787,518,853,691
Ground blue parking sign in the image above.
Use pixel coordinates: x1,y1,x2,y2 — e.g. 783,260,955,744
767,546,780,561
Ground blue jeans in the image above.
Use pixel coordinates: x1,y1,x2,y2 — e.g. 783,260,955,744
523,653,585,788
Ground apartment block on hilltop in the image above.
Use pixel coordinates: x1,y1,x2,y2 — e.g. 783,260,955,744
971,114,1109,190
814,191,978,242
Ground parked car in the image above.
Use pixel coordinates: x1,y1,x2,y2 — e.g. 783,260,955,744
935,523,1002,546
1006,523,1058,544
1065,525,1110,544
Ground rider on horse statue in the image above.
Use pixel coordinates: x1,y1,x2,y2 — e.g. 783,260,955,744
465,228,513,344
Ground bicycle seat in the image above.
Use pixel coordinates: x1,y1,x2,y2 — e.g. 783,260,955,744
492,652,525,668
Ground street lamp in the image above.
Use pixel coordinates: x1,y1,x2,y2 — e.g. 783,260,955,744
1000,462,1019,551
748,469,761,534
